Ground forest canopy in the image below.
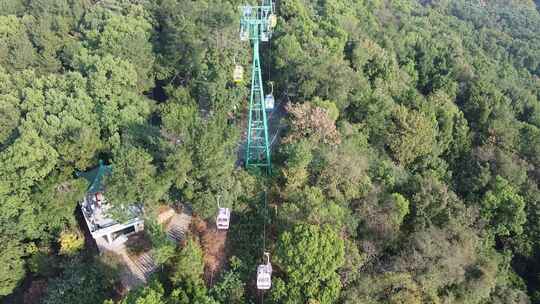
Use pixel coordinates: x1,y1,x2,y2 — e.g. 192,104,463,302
1,0,540,303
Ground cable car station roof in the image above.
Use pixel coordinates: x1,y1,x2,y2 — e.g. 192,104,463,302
77,160,112,194
77,160,143,235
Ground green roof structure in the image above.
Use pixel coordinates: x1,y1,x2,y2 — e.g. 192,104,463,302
77,160,112,194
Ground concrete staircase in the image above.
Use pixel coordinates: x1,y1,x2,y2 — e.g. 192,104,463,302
118,211,192,291
119,250,159,290
167,224,185,242
166,213,191,243
131,252,157,280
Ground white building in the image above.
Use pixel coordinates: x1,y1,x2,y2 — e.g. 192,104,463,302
78,161,144,251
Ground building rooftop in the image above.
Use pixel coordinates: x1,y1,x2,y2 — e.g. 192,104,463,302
77,160,112,194
78,161,143,233
81,192,143,232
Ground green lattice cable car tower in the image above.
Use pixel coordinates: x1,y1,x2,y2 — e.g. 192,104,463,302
239,1,276,173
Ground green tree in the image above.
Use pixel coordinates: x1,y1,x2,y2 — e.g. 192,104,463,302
42,257,117,304
180,117,239,219
315,139,371,203
427,91,471,161
280,186,352,231
0,94,19,144
0,129,58,193
352,38,398,85
0,237,26,296
146,219,176,266
389,193,410,226
280,140,313,194
408,174,468,229
79,4,156,91
76,53,152,145
119,279,167,304
58,229,84,256
385,105,437,166
30,175,88,234
210,258,245,304
273,224,345,304
0,15,37,71
105,145,167,217
461,79,506,140
520,124,540,167
13,71,102,170
169,237,216,304
171,237,204,287
481,176,527,237
160,87,198,145
342,272,422,304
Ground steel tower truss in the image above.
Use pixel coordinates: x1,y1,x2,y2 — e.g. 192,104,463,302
240,2,275,173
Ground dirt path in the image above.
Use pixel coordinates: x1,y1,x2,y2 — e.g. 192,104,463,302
191,216,228,285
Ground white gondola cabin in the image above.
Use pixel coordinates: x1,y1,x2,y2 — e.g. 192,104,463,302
216,207,230,230
264,94,274,110
240,6,252,41
261,31,269,42
265,82,275,110
256,252,272,290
